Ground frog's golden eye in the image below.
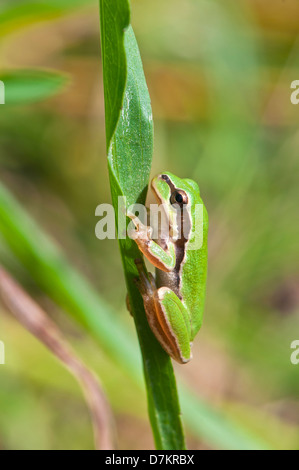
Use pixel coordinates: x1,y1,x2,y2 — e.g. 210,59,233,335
170,190,188,206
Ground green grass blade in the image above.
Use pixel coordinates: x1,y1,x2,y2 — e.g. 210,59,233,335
99,0,186,450
99,0,130,148
0,70,68,104
0,0,93,33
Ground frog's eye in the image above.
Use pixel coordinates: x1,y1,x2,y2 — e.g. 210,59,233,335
170,190,188,206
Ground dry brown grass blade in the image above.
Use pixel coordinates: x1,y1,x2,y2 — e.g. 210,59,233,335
0,266,114,450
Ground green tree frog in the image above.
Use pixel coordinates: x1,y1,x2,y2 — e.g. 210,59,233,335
128,172,208,364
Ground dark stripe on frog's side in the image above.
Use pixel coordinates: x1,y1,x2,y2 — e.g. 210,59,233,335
155,174,192,301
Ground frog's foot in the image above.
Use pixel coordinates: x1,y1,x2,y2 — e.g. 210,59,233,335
127,212,153,242
133,260,192,364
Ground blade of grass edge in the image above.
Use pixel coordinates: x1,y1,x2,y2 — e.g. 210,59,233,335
0,70,68,104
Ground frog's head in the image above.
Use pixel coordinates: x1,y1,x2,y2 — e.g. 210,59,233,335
152,172,201,208
151,172,201,240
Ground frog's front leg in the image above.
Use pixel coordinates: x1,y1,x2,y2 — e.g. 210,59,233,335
127,212,176,272
135,260,192,364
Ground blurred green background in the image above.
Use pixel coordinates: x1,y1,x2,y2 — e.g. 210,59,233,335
0,0,299,450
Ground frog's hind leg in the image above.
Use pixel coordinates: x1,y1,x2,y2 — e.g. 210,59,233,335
155,287,192,364
134,260,191,364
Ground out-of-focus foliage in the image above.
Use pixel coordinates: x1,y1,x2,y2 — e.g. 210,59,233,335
0,0,298,450
0,70,68,104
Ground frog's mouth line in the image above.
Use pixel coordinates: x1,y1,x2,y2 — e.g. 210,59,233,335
151,173,175,204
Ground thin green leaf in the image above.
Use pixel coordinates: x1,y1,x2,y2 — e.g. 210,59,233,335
100,0,186,449
99,0,130,148
0,70,68,104
0,0,93,36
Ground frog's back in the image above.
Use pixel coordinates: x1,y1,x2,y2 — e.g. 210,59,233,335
155,173,208,340
179,180,208,340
